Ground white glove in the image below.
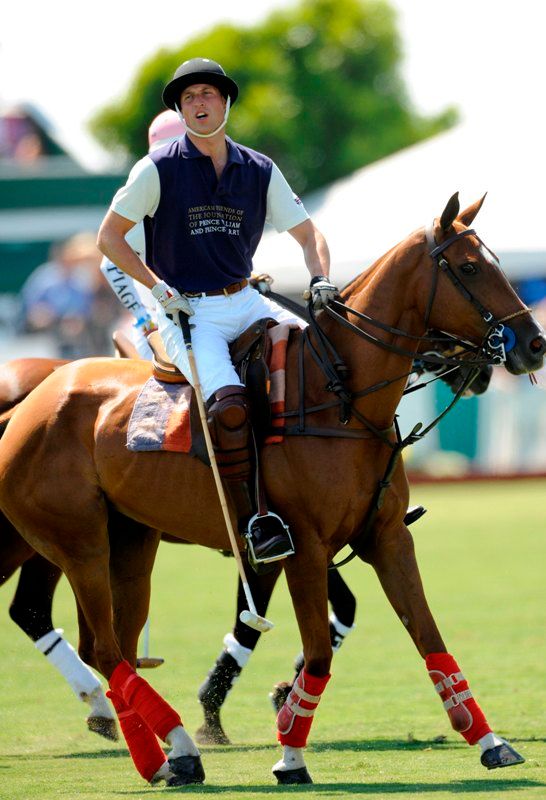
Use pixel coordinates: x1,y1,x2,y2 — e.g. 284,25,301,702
309,276,338,310
151,280,194,317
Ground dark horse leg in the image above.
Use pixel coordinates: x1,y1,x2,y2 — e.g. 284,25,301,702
195,558,358,745
196,554,282,744
0,520,117,740
14,484,203,787
196,506,426,742
11,554,118,740
365,521,524,770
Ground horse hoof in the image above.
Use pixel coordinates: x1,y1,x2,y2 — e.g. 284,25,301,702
167,755,205,786
269,682,292,713
273,767,313,785
481,742,525,769
87,715,119,741
195,722,231,746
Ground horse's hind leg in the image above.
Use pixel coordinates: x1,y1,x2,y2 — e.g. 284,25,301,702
108,512,161,668
105,516,207,787
367,523,524,769
196,555,283,745
10,553,117,741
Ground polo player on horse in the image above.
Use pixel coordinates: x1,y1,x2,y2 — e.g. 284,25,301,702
98,57,338,567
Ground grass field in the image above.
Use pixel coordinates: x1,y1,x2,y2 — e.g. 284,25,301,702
0,479,544,799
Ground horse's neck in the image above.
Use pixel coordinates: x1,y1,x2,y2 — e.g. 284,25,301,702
329,244,426,426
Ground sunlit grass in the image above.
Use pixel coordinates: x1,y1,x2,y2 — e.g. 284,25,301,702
0,479,544,799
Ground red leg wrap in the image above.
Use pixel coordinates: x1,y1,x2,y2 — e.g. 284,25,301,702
426,652,491,745
109,660,182,741
276,669,331,747
106,690,167,782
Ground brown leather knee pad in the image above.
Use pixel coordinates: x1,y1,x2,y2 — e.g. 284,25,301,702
207,385,252,480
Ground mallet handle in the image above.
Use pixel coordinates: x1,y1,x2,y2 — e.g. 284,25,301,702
175,312,270,625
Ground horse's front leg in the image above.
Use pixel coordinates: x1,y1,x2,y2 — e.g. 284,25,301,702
272,540,332,785
367,522,525,770
196,554,283,745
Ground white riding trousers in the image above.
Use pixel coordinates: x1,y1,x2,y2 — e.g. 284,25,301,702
156,284,306,401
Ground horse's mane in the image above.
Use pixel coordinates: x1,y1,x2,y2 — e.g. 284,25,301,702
340,228,425,300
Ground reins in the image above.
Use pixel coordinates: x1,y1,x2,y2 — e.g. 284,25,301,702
268,221,531,568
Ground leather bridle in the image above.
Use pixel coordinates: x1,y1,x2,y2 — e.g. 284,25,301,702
269,222,531,568
424,224,530,364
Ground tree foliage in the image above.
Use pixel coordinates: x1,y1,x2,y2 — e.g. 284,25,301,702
89,0,456,193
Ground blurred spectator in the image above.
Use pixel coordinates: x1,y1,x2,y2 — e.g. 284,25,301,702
20,232,123,357
0,106,66,162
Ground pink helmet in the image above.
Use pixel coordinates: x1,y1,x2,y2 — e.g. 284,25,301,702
147,109,186,151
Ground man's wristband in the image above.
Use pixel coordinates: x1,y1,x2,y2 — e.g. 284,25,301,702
310,275,330,286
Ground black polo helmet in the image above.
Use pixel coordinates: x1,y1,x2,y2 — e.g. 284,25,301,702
162,58,239,110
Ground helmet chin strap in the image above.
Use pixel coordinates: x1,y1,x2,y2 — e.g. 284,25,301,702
175,96,231,139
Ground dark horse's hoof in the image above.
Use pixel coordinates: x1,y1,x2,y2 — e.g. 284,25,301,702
269,682,292,714
273,767,313,785
481,742,525,769
87,715,119,741
195,715,231,746
167,755,206,786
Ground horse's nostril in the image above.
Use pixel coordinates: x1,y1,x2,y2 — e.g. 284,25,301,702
530,336,546,354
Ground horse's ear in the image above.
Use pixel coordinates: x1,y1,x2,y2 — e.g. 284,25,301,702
439,192,460,231
457,193,487,227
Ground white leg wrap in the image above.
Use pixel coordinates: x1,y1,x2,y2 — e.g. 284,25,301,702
478,731,505,753
223,632,252,668
273,745,306,773
34,629,102,700
86,687,115,719
166,725,200,758
329,612,356,651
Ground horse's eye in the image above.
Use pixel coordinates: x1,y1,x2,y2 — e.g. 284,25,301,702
460,262,478,275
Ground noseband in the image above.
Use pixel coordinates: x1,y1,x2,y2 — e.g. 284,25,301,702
424,224,530,364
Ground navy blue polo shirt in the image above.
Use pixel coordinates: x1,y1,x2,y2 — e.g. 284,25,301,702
143,135,273,293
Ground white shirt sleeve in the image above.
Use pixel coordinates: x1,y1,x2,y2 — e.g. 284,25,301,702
266,162,310,233
110,156,161,222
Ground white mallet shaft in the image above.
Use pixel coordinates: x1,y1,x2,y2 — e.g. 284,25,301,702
177,312,274,632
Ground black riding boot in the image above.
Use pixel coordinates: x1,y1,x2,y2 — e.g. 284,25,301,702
245,510,294,564
207,385,294,567
221,477,294,567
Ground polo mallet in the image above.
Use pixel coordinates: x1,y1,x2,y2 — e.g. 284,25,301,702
174,310,274,633
136,618,165,669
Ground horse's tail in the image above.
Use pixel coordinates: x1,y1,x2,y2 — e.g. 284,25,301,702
0,405,18,439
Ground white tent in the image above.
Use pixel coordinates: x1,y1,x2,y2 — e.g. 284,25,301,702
254,120,546,293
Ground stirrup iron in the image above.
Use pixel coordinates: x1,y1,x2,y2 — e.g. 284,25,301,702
244,512,295,565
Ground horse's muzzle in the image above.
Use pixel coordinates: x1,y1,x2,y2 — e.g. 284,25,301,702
505,317,546,375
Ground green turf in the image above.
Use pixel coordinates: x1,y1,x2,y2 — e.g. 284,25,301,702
0,479,544,799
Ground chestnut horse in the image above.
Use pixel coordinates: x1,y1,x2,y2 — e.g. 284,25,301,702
0,357,358,747
0,316,488,746
0,195,543,787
